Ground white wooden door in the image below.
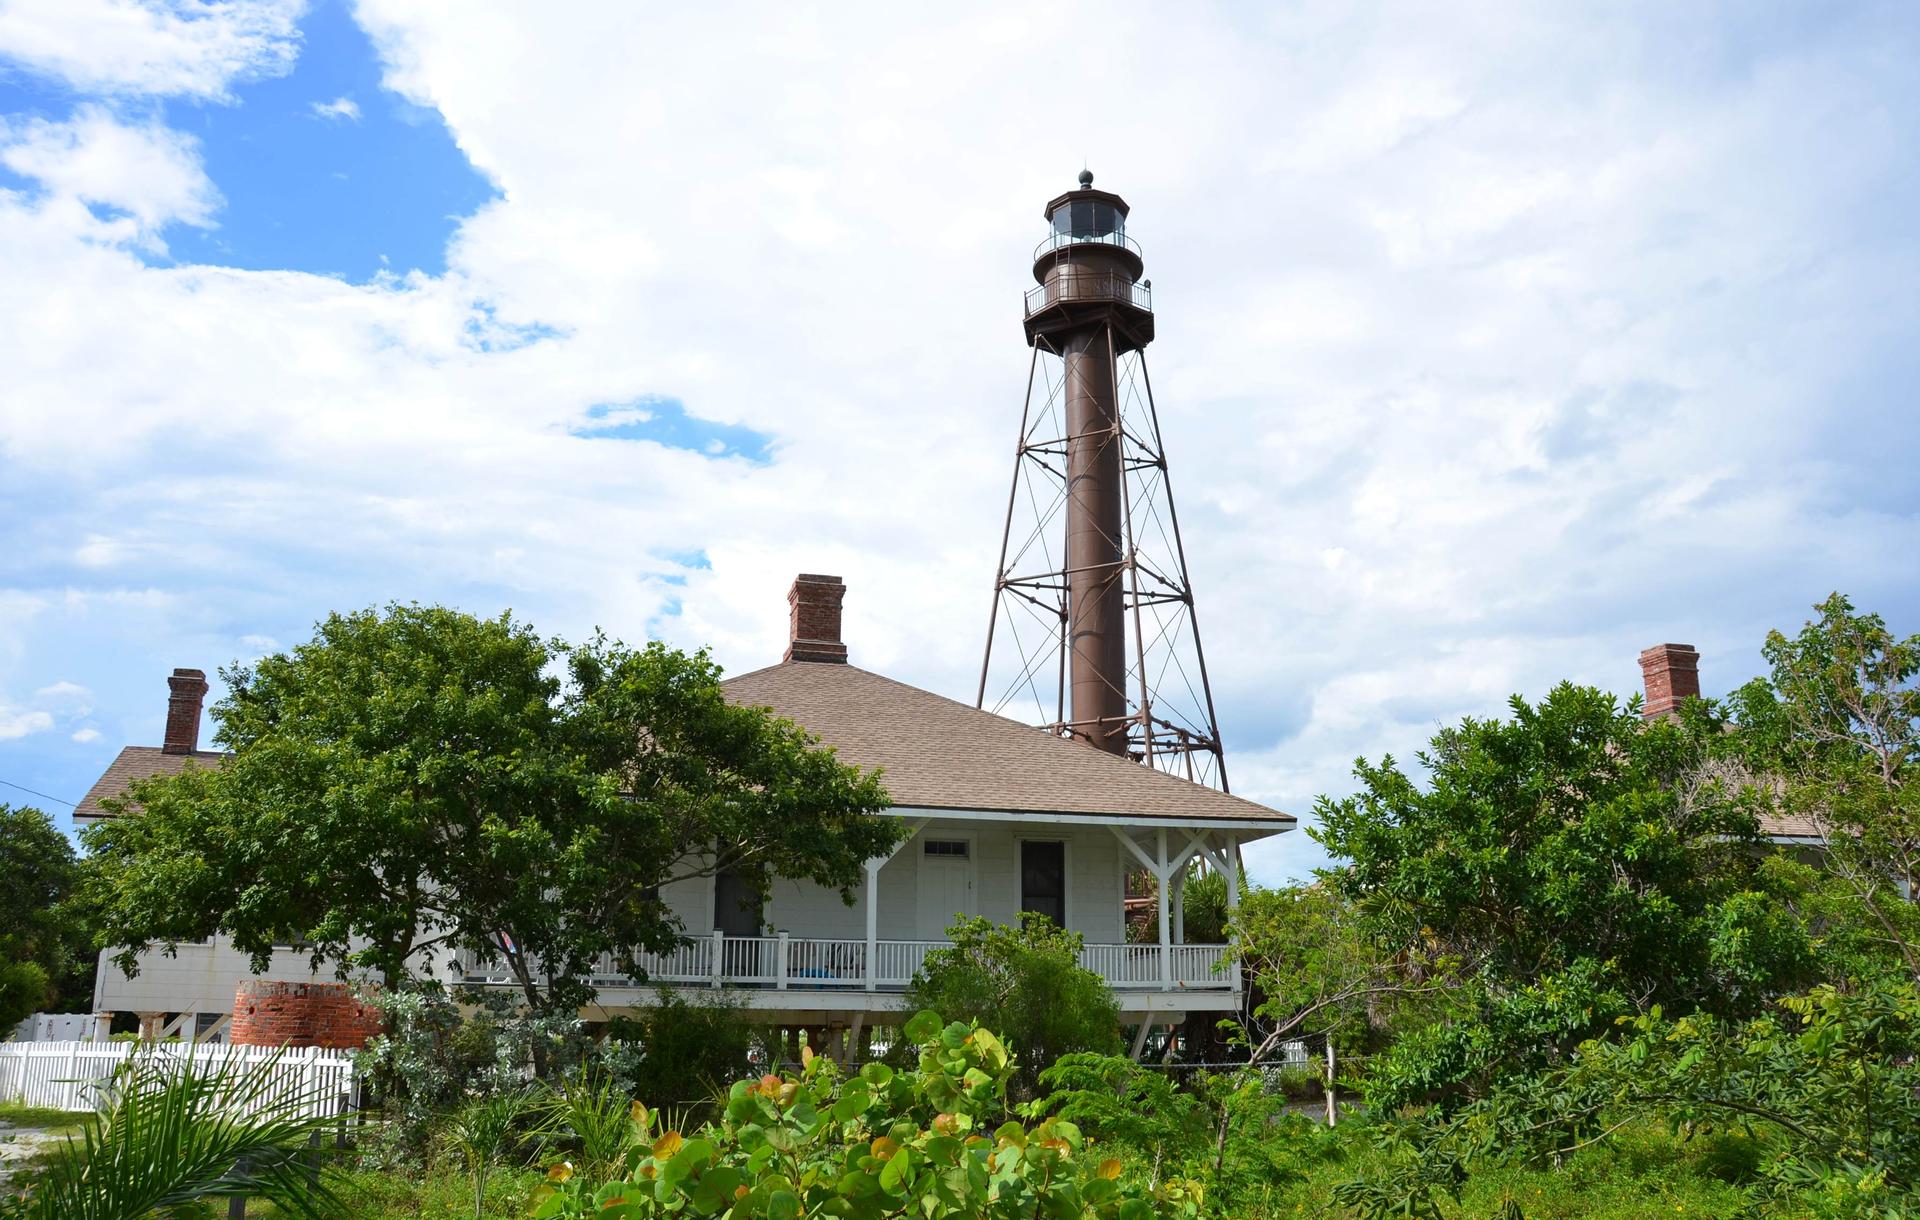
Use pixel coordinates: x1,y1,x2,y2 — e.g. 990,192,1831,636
918,840,976,938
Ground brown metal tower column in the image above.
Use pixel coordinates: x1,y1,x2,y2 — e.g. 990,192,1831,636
980,170,1229,788
1061,325,1127,753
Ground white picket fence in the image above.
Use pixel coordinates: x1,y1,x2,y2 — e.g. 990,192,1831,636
0,1041,357,1119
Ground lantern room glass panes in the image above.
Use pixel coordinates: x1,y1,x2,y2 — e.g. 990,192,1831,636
1051,200,1124,241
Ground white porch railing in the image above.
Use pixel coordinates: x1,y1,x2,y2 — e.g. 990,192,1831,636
465,935,1233,994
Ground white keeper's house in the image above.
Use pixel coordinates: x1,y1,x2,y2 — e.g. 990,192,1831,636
461,573,1296,1041
77,574,1295,1046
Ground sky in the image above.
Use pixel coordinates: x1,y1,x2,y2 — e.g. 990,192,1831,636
1,0,1916,885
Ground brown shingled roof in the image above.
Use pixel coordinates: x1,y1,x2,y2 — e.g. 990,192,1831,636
1760,811,1823,840
722,661,1294,828
74,746,225,821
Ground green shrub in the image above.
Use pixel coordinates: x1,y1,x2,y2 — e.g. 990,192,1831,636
439,1089,544,1220
1034,1053,1319,1217
539,1074,637,1180
531,1009,1201,1218
1331,978,1920,1217
905,914,1121,1097
602,988,769,1110
356,985,588,1167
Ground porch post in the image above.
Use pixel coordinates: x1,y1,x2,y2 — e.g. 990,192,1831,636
1223,834,1241,993
1156,829,1172,991
1171,869,1186,945
863,818,927,993
864,857,883,992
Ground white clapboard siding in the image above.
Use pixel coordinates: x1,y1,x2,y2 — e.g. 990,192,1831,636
0,1041,356,1118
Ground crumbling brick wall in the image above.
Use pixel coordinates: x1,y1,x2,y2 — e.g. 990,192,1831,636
228,980,383,1049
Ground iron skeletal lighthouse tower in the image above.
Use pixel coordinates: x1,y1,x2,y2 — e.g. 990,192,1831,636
977,172,1229,790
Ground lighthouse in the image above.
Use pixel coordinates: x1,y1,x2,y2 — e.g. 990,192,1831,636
980,172,1228,788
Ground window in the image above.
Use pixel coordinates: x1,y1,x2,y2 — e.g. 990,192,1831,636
923,839,970,858
1020,841,1066,926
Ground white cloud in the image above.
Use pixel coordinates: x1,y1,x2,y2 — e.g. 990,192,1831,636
71,727,103,743
310,96,360,122
0,707,53,739
0,0,302,100
3,2,1919,886
0,104,220,244
32,680,93,715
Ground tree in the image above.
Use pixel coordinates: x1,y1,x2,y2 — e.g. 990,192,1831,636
1313,682,1814,1108
1229,882,1423,1061
83,604,900,1024
905,914,1121,1097
1716,593,1920,984
0,803,89,1030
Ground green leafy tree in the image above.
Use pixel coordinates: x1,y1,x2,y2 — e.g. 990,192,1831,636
82,604,900,1027
1314,682,1813,1109
532,1010,1203,1219
1715,593,1920,983
0,803,91,1029
905,915,1122,1098
1229,882,1414,1054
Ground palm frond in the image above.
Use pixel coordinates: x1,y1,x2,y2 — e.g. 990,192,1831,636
538,1074,635,1178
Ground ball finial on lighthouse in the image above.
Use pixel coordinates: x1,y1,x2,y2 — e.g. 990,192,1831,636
1078,168,1094,188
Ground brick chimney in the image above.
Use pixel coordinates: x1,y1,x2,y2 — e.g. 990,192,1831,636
163,668,209,754
1637,644,1700,720
784,574,848,664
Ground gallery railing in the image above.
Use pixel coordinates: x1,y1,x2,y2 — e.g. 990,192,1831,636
456,934,1231,993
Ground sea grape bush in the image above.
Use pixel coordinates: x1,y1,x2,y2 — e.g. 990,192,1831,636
1035,1053,1320,1214
532,1009,1203,1218
1332,978,1920,1218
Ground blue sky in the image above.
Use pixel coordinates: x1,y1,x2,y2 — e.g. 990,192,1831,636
1,0,1917,883
0,0,490,278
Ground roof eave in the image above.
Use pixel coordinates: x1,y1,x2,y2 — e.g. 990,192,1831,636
885,804,1294,836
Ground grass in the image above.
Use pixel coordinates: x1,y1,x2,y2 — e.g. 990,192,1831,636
0,1106,91,1198
245,1167,543,1219
1248,1118,1772,1218
0,1103,81,1130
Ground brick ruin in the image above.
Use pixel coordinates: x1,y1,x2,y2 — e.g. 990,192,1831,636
227,980,383,1050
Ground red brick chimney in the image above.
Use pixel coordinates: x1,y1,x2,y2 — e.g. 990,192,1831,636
163,668,209,754
784,574,848,664
1637,644,1700,720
